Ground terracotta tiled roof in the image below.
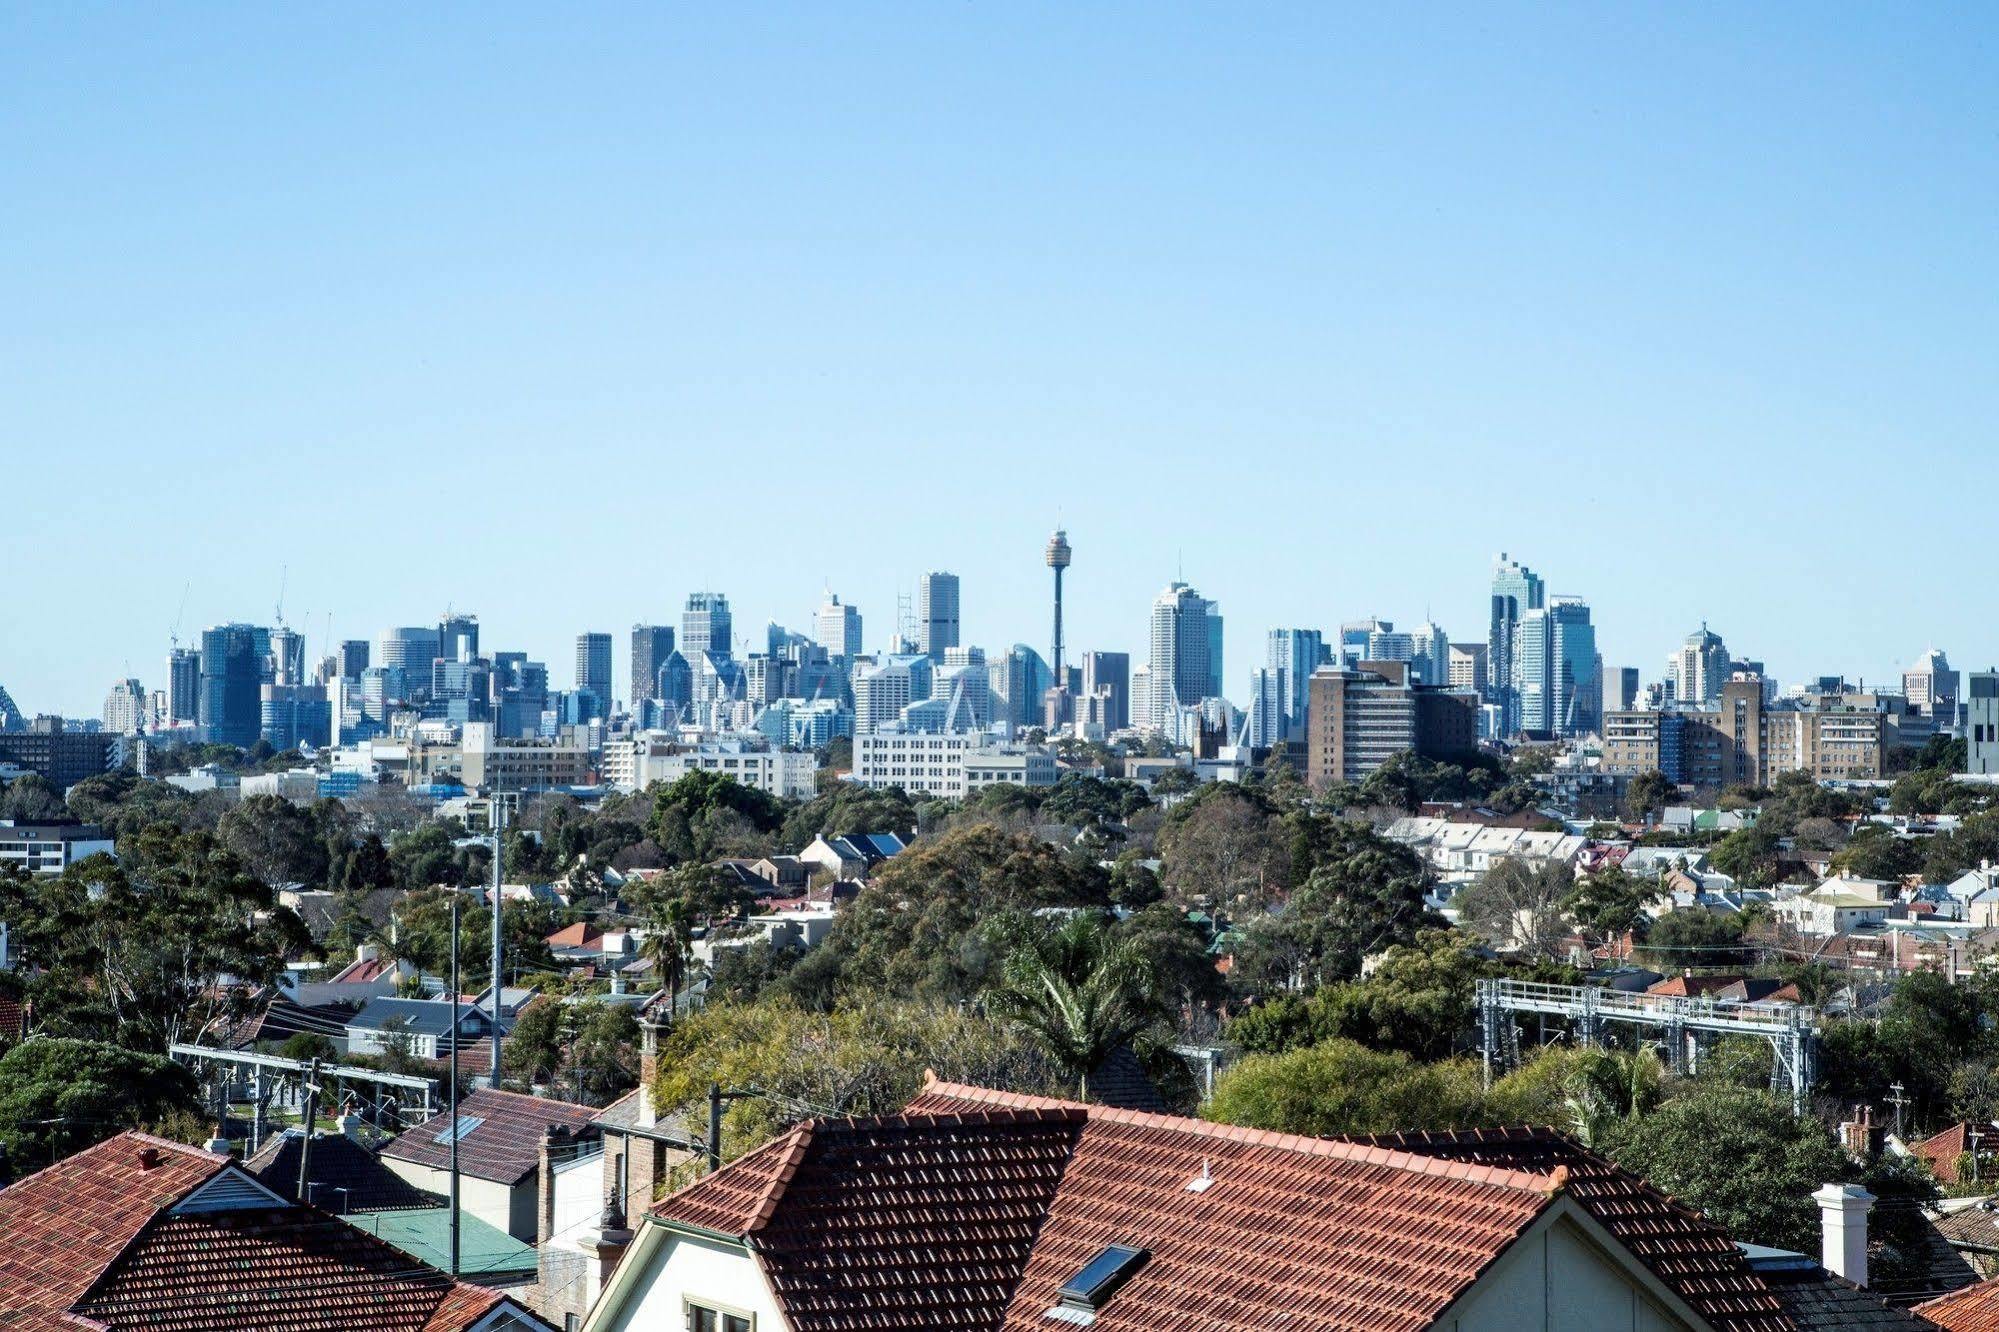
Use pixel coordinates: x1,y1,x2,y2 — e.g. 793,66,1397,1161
1919,1275,1999,1329
0,1132,223,1330
657,1079,1564,1332
1914,1125,1989,1183
0,1131,531,1332
380,1086,599,1184
545,921,603,950
1347,1125,1796,1332
0,993,27,1041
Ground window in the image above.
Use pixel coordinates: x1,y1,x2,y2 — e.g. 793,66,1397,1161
686,1302,753,1332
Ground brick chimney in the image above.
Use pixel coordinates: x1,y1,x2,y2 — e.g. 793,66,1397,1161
637,1013,665,1129
538,1124,571,1248
1815,1183,1875,1287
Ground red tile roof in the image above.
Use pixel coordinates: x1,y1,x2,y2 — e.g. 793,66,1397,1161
1920,1276,1999,1330
655,1079,1566,1332
380,1086,599,1184
0,994,27,1041
0,1131,531,1332
1347,1125,1794,1332
545,921,604,950
1912,1123,1996,1184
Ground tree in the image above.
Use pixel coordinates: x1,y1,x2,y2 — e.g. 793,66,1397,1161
1562,867,1661,953
1455,859,1575,960
647,771,783,860
982,914,1167,1097
1155,788,1284,907
0,826,310,1049
1637,909,1750,970
0,1037,200,1168
1831,824,1922,882
651,998,1064,1160
808,825,1111,1003
217,795,328,889
1230,823,1436,993
1204,1039,1485,1137
1709,823,1783,887
0,774,67,823
1601,1085,1846,1253
1622,770,1676,822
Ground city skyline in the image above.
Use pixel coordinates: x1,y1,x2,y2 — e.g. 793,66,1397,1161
3,543,1981,720
7,7,1996,713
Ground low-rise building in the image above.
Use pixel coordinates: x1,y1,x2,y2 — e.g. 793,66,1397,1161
852,730,1056,799
603,733,818,799
381,1087,601,1243
0,820,114,874
462,721,593,794
1603,680,1888,787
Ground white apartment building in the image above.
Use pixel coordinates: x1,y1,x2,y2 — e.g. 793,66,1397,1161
603,733,818,799
0,821,116,874
853,731,1057,799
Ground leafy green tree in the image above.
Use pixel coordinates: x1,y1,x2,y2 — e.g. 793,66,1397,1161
0,774,68,823
1156,786,1285,907
1622,770,1677,822
217,794,328,889
1830,824,1922,882
280,1032,337,1063
1455,859,1574,960
0,1038,200,1168
1637,909,1750,970
1205,1039,1485,1136
1709,823,1784,886
1038,775,1152,827
647,771,783,860
652,998,1064,1160
1602,1085,1847,1252
1231,824,1435,993
506,999,565,1087
809,825,1111,1003
0,827,310,1048
1562,867,1661,952
982,914,1166,1097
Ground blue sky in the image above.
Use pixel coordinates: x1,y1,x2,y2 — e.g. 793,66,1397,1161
4,4,1995,716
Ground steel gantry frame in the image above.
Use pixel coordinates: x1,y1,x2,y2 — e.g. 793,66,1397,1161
168,1043,440,1154
1476,978,1818,1113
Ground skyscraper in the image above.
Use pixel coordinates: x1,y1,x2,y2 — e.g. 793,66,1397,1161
1668,626,1731,706
199,623,266,747
103,679,147,735
1148,582,1220,730
377,627,443,676
1488,554,1546,736
915,572,961,660
337,640,370,678
439,613,479,664
166,647,200,724
630,625,675,706
575,632,613,707
683,593,733,661
1266,629,1325,741
1904,649,1960,721
814,593,862,659
1601,664,1639,714
269,627,306,687
1081,651,1131,733
1513,597,1597,737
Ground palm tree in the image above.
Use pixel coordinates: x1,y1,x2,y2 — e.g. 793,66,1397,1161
984,914,1163,1099
641,896,694,1014
1561,1047,1662,1148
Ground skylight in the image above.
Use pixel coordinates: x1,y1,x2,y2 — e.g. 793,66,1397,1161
432,1114,485,1144
1056,1244,1148,1312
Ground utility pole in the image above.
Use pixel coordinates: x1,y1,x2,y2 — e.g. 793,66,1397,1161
448,894,461,1278
489,797,507,1086
1888,1081,1910,1140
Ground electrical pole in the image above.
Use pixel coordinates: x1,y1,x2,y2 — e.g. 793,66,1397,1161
295,1058,321,1204
448,894,461,1278
490,797,506,1086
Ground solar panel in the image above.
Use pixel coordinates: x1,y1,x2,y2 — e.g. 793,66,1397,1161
1056,1244,1147,1310
432,1114,485,1144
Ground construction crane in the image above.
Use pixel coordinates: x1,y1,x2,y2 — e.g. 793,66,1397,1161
273,564,288,629
168,582,190,650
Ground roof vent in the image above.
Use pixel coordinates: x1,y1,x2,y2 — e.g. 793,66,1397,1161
137,1146,163,1171
1047,1243,1148,1323
1185,1159,1214,1193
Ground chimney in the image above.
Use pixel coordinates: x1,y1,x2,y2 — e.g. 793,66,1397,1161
537,1124,571,1249
357,942,379,964
637,1014,664,1129
204,1123,232,1156
137,1146,164,1171
1815,1183,1874,1287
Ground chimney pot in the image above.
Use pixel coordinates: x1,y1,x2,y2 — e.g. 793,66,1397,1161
1814,1182,1875,1287
137,1146,163,1170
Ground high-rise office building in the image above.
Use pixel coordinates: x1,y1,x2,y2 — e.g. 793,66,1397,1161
261,683,331,750
199,624,267,747
814,594,862,659
1513,597,1597,737
269,627,306,687
576,632,613,707
988,645,1051,733
1904,649,1960,721
1447,643,1488,696
1409,622,1451,688
1147,583,1220,730
377,627,443,676
1668,626,1731,706
1081,651,1131,733
166,647,201,724
439,614,479,664
630,625,675,706
103,679,147,735
916,572,961,660
683,593,733,661
337,640,370,679
1601,664,1639,715
1969,672,1999,776
1306,661,1477,786
1488,554,1545,737
1266,630,1325,742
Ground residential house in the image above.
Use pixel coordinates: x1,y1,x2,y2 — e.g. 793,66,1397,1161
579,1076,1917,1332
1775,876,1896,937
0,1129,552,1330
347,996,502,1061
381,1086,602,1242
798,832,905,882
1947,864,1999,928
